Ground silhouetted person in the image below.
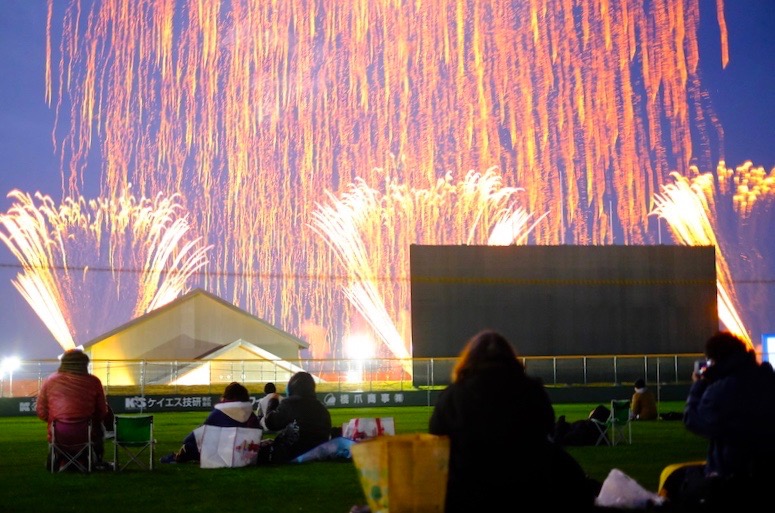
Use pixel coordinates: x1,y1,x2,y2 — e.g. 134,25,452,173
429,330,598,512
662,331,775,511
262,371,332,463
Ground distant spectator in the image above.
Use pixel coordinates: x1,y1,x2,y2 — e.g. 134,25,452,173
630,378,658,420
256,382,282,431
161,381,260,464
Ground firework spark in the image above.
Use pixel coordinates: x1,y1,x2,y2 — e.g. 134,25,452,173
652,162,775,348
0,189,212,350
310,167,544,363
651,173,749,346
33,0,773,356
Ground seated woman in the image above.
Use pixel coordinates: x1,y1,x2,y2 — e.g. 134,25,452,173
161,381,260,464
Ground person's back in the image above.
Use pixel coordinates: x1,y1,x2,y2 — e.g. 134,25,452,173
256,382,281,431
428,330,597,512
36,349,109,466
679,331,775,509
202,381,260,428
631,378,658,420
162,381,260,463
37,358,107,425
264,371,332,463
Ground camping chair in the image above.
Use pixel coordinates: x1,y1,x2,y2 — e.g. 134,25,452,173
592,399,632,446
49,418,94,473
113,414,154,471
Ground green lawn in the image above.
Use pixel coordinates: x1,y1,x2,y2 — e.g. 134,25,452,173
1,403,705,513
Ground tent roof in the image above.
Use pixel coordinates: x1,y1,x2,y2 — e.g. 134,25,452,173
82,287,309,353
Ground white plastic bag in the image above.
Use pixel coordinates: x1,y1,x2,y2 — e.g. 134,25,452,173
194,425,262,468
342,417,395,441
595,468,665,509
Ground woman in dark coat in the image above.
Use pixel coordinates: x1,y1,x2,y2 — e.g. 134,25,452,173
429,330,597,512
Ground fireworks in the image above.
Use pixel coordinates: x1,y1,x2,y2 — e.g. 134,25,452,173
11,0,768,357
0,190,211,349
310,168,544,361
652,163,775,349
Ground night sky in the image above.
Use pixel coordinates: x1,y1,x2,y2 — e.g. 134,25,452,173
0,1,773,359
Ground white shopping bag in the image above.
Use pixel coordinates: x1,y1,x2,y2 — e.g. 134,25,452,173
194,425,262,468
595,468,665,509
342,417,395,441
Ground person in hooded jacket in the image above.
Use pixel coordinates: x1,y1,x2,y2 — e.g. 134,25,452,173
161,381,260,463
661,331,775,511
262,371,332,463
428,330,598,513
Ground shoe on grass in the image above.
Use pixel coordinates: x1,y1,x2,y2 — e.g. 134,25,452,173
160,453,177,464
94,461,115,471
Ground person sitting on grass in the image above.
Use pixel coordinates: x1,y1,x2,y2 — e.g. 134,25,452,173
256,382,282,432
630,378,658,420
259,371,332,464
160,381,260,464
429,330,599,513
660,331,775,511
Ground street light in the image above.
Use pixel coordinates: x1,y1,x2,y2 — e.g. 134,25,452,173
1,357,21,398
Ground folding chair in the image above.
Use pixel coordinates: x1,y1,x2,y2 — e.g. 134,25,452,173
592,399,632,446
113,414,154,471
49,418,94,473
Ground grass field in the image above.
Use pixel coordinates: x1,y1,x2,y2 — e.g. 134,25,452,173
1,402,706,513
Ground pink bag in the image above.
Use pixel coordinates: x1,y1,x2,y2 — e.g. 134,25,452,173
342,417,395,441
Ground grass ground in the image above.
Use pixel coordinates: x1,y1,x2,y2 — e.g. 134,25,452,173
1,402,706,513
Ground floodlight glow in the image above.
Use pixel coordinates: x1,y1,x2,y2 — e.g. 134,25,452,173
344,334,375,361
344,334,376,384
1,356,20,374
1,356,21,398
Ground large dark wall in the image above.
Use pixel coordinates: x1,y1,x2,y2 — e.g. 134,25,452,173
410,245,718,361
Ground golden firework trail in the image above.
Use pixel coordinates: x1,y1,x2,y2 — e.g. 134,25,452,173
652,162,775,350
0,190,212,350
310,167,545,363
37,0,772,356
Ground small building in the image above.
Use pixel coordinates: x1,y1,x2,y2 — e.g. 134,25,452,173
83,288,309,386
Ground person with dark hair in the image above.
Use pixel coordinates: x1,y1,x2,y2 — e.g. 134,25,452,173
256,382,282,431
630,378,658,420
428,330,599,512
660,331,775,511
261,371,332,464
161,381,260,464
37,348,111,469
